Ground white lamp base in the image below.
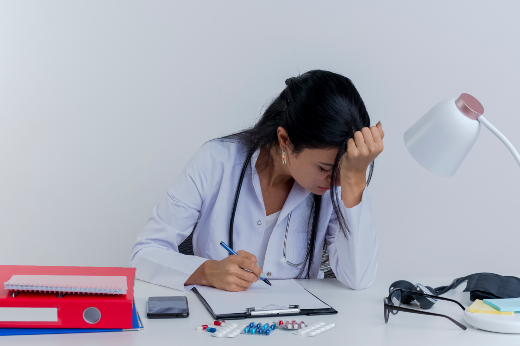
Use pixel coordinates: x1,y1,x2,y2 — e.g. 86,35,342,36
464,310,520,333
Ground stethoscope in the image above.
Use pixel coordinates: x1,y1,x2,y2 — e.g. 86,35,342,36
229,150,309,268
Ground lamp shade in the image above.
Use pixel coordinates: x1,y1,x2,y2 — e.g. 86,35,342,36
403,94,484,177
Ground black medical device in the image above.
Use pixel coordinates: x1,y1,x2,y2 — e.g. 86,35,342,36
389,273,520,310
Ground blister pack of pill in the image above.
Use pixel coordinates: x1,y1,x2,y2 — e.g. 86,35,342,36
278,320,307,330
293,322,335,336
210,323,244,338
242,322,277,335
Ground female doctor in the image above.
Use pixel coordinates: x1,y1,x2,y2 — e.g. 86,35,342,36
129,70,384,292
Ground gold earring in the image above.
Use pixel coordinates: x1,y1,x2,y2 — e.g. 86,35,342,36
281,148,287,164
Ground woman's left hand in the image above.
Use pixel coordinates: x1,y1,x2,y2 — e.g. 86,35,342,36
339,122,384,207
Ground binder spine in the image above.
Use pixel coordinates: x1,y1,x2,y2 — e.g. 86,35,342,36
0,298,133,329
4,275,128,295
4,284,126,295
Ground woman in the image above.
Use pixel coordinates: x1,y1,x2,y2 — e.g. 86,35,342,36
129,70,384,292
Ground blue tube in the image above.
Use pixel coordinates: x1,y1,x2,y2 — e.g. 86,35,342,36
206,327,216,333
256,323,262,329
265,329,271,336
259,329,264,335
244,326,250,334
250,328,257,335
270,323,276,330
249,322,255,328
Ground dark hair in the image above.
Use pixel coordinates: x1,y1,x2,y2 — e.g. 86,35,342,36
217,69,373,278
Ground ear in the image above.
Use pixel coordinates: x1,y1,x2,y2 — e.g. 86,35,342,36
277,126,291,152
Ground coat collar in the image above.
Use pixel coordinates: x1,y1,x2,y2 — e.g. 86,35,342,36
250,147,312,227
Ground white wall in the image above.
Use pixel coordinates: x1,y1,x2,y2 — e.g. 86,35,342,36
1,0,519,280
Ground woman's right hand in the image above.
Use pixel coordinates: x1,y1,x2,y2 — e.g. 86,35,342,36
185,250,264,292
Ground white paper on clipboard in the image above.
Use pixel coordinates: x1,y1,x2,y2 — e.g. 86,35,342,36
194,279,330,316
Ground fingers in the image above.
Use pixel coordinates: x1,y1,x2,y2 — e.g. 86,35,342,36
236,250,257,264
347,125,384,158
347,131,367,158
370,125,384,153
353,130,366,149
232,266,259,283
230,254,259,283
234,255,263,278
211,252,264,292
236,250,263,277
376,122,385,139
217,256,258,292
360,127,375,152
346,138,356,156
230,275,255,290
221,278,252,292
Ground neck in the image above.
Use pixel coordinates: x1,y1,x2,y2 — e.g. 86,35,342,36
255,145,294,188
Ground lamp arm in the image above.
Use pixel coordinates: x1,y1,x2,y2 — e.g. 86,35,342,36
478,115,520,167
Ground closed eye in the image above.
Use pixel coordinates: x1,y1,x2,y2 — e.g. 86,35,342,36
319,166,332,173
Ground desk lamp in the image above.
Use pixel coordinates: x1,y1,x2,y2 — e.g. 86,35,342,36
403,93,520,334
404,93,520,176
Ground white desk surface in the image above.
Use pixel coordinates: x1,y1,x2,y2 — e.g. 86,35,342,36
3,276,520,345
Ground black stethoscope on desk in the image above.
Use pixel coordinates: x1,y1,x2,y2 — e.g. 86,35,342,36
228,150,309,268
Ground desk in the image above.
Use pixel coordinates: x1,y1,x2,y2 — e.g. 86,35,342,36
2,277,520,345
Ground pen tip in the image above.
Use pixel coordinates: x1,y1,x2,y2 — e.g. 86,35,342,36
264,279,272,286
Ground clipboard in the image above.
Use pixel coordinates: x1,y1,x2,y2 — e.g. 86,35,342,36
192,279,338,320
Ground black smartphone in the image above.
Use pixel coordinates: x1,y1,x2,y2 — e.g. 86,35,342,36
147,296,189,319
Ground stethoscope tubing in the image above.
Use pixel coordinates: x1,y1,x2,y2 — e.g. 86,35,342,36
229,150,309,268
228,150,254,249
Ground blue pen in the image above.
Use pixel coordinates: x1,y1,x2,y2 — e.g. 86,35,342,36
220,241,272,286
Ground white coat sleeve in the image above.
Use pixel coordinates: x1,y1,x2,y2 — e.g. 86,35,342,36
129,142,214,292
325,187,379,290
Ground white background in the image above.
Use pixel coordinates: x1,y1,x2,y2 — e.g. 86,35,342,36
1,0,518,280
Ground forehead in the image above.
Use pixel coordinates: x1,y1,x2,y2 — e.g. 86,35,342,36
299,147,339,163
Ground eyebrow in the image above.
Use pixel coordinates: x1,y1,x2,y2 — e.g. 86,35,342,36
318,162,334,167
